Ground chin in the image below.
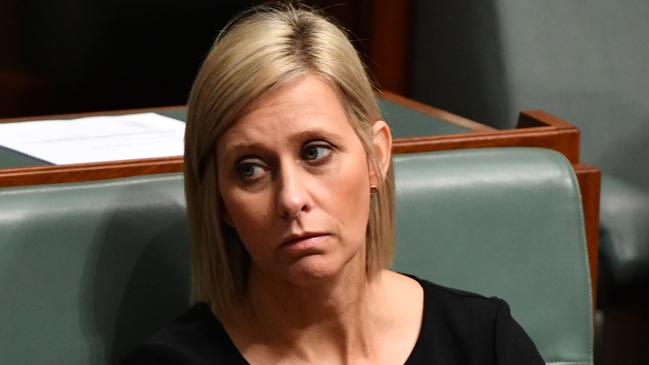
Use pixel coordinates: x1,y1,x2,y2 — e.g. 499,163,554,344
283,259,336,285
280,254,362,286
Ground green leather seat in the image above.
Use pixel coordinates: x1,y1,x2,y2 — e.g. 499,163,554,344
392,148,593,365
0,147,592,364
0,174,191,364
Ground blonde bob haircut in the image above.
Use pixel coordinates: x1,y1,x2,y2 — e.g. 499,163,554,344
184,3,395,318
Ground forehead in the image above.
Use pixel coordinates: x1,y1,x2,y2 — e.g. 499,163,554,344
217,75,357,151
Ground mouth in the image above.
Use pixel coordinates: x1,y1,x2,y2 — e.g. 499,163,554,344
281,232,330,247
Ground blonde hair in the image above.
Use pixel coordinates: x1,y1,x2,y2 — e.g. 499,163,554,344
184,3,395,318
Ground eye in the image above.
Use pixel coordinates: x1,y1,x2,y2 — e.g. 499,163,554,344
300,142,332,162
235,159,268,182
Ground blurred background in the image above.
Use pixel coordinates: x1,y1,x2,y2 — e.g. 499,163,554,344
0,0,384,117
1,0,648,364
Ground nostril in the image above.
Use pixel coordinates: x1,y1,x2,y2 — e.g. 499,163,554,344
277,187,309,219
275,165,310,219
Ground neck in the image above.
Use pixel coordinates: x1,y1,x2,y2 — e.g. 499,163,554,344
231,261,385,362
251,264,373,326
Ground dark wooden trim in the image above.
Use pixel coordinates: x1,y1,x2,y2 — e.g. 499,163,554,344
368,0,412,94
393,125,580,162
575,163,601,301
516,110,581,162
0,156,183,187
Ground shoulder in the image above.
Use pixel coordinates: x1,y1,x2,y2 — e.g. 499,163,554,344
417,276,504,320
121,303,246,365
414,276,505,341
406,275,545,364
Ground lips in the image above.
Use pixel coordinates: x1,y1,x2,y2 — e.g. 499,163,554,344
281,232,329,248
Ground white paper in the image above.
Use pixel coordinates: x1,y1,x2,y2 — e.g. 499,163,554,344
0,113,185,165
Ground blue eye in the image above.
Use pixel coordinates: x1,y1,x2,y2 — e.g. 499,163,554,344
235,160,266,181
237,163,255,177
301,143,332,162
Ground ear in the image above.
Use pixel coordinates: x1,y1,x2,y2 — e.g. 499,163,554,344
369,120,392,186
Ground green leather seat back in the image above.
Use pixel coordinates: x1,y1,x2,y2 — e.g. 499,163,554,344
392,148,593,365
0,174,190,364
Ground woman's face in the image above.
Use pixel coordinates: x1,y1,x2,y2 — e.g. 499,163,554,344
217,75,379,285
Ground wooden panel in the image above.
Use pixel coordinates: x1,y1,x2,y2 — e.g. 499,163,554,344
368,0,412,94
385,95,581,164
517,110,581,163
0,156,183,188
393,125,579,158
575,164,601,300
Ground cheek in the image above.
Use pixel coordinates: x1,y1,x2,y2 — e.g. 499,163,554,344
324,154,372,239
220,188,273,246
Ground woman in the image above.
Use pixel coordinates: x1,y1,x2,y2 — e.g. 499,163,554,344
125,4,544,364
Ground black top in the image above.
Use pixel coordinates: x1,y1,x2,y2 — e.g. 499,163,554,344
123,276,544,364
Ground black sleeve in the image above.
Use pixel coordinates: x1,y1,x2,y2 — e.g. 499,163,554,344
493,299,545,364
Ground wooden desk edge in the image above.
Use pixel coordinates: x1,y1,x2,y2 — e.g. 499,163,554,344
393,126,580,163
0,156,184,188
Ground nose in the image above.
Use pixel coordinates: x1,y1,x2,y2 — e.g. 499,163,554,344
276,163,310,219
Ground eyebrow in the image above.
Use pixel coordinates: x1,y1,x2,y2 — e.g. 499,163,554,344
219,126,344,163
220,142,270,164
294,128,342,144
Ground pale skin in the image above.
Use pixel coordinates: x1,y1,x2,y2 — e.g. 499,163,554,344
216,75,424,364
